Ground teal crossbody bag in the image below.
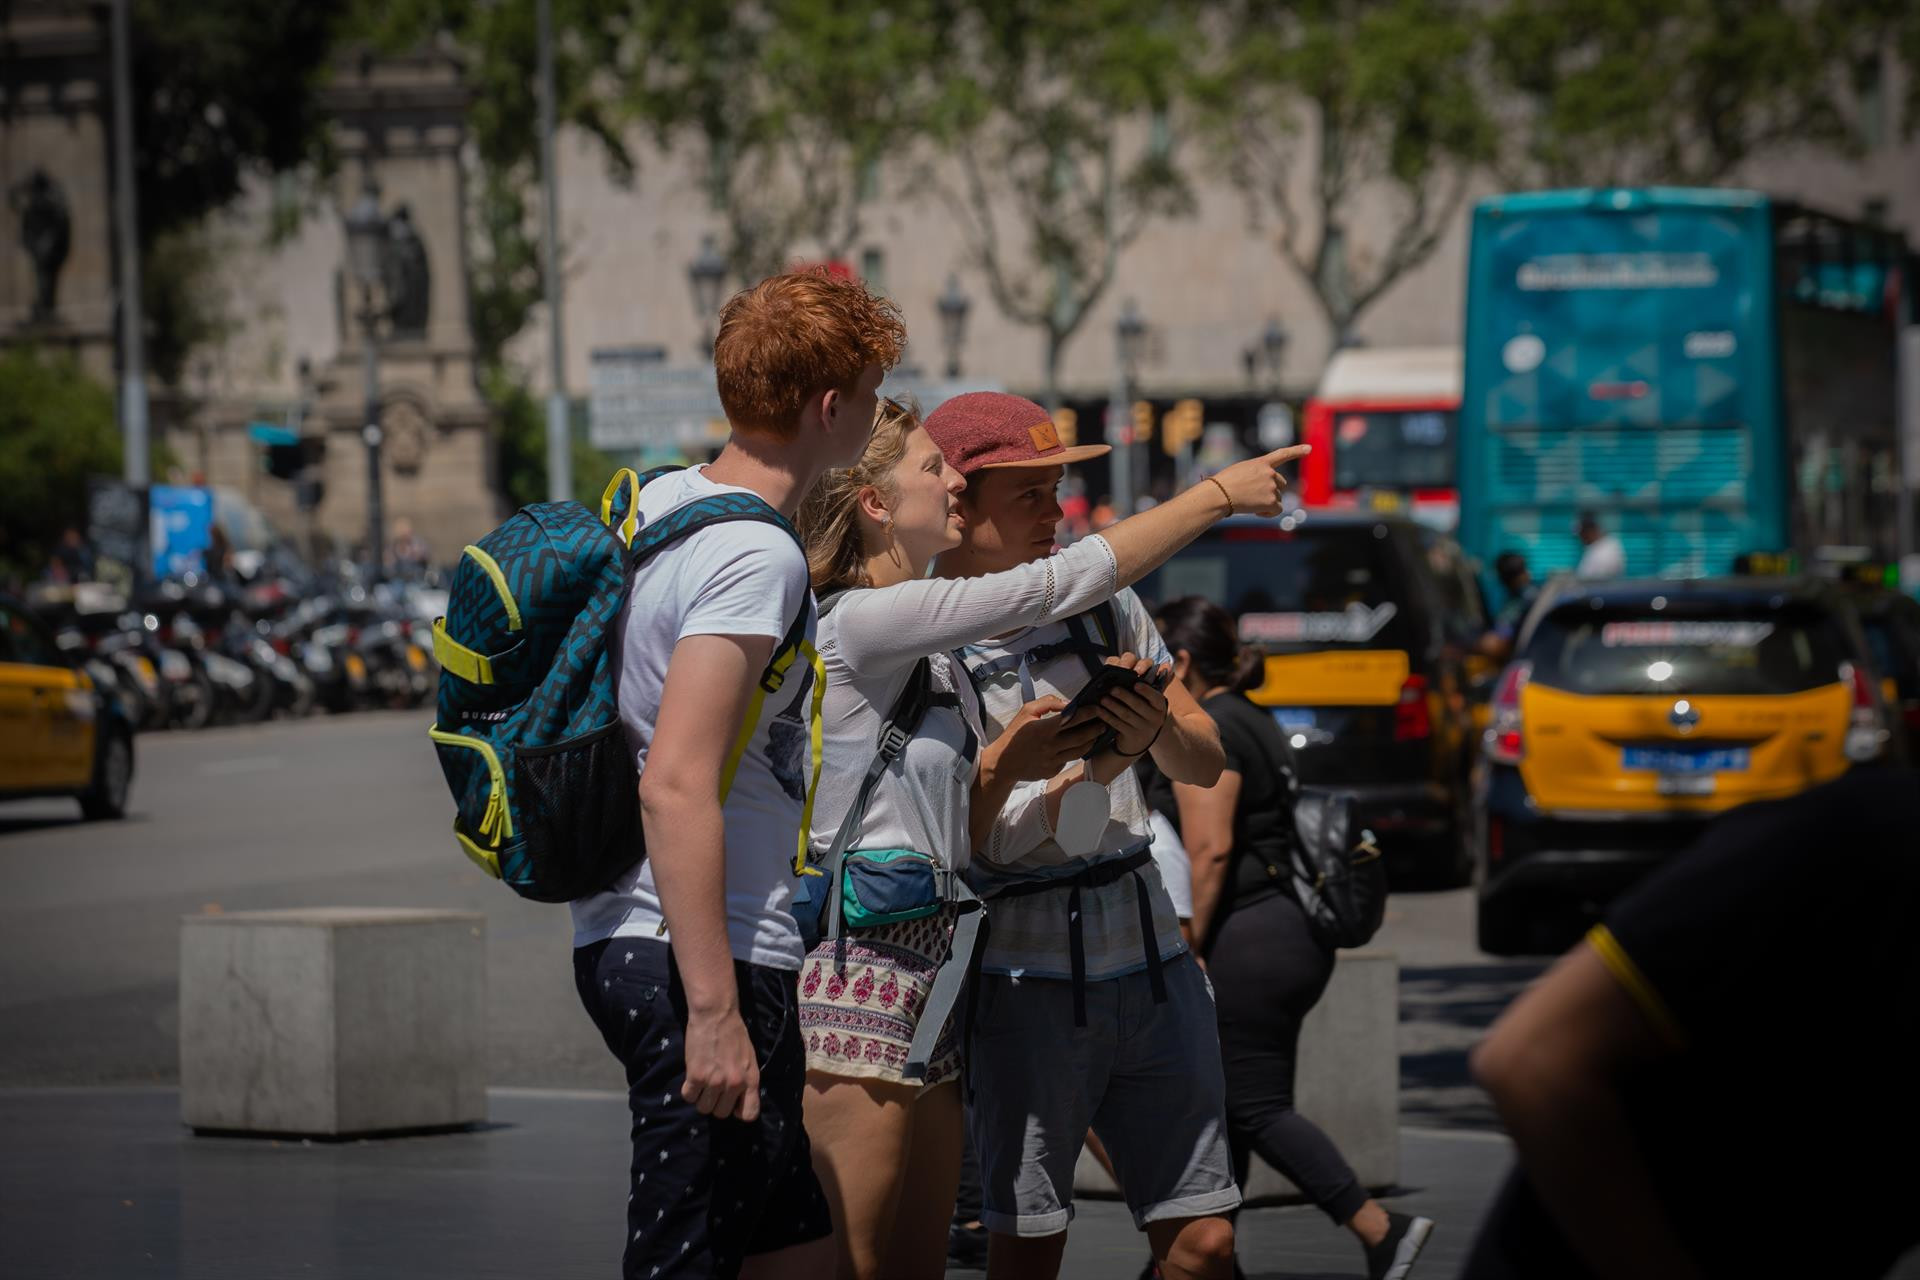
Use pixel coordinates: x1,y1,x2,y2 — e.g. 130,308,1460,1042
835,848,948,931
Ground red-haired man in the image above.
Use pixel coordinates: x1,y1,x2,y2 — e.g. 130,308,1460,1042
571,271,904,1279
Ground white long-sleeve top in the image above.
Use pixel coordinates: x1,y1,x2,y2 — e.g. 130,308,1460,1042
807,535,1119,874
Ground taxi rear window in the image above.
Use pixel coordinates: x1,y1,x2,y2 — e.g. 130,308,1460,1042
1524,603,1851,696
1144,525,1412,651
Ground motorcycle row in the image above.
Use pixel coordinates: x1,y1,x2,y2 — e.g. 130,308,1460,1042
42,570,444,733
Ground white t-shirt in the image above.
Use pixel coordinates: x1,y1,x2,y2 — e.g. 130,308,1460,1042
1577,533,1627,580
958,587,1187,981
568,467,817,971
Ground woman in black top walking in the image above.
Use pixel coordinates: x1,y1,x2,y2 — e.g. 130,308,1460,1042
1147,597,1433,1280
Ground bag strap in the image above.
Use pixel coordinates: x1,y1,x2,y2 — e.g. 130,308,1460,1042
901,876,984,1081
1062,599,1122,678
820,657,934,942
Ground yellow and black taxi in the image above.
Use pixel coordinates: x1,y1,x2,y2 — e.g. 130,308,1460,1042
1474,577,1896,954
1139,511,1491,884
0,595,134,820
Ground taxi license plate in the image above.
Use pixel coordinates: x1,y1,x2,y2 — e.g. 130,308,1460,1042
1622,747,1750,774
346,653,368,682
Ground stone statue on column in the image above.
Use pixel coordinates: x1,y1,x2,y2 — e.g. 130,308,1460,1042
381,204,431,338
10,169,71,323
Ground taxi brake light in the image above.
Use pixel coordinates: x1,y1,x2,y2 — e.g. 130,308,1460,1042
1483,661,1531,766
1394,674,1432,740
1841,662,1889,762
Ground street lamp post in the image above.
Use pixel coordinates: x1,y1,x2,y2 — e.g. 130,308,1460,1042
344,170,390,580
687,235,727,357
937,275,971,379
1112,298,1147,514
1261,316,1289,396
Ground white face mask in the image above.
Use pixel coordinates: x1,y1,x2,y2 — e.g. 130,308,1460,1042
1053,769,1109,857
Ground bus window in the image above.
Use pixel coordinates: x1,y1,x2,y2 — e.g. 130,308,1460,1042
1332,411,1457,491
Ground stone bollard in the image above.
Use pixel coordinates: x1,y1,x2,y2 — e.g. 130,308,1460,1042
180,908,487,1137
1074,949,1399,1204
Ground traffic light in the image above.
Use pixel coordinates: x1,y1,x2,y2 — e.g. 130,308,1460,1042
1161,399,1204,455
1132,399,1154,445
1053,407,1078,446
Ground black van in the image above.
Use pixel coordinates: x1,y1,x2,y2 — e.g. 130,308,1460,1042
1136,512,1491,884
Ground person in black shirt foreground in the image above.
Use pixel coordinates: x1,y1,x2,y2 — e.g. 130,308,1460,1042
1146,597,1433,1280
1464,765,1920,1280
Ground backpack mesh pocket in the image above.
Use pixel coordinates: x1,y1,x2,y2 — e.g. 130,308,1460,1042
515,721,642,901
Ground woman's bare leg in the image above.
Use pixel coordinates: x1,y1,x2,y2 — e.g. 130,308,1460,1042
878,1079,965,1279
804,1072,916,1280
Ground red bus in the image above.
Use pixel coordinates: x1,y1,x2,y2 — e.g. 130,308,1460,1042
1300,347,1462,530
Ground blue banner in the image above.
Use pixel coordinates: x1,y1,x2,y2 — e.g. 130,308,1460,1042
150,484,214,579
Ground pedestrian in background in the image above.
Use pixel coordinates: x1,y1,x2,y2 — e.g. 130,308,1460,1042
1151,596,1434,1280
795,395,1314,1278
1464,765,1920,1280
569,271,904,1280
1574,513,1625,579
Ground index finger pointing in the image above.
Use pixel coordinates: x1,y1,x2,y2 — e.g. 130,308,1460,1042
1262,444,1313,466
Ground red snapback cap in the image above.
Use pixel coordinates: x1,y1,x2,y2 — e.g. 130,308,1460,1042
921,391,1110,475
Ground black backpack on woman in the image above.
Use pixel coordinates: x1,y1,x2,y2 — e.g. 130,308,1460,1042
1284,783,1388,950
1238,709,1389,950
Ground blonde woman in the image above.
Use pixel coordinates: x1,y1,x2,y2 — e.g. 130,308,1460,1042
794,393,1304,1279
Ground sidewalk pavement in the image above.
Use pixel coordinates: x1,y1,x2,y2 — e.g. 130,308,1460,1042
0,1086,1512,1280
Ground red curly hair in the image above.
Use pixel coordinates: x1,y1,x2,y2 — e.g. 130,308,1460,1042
713,271,908,440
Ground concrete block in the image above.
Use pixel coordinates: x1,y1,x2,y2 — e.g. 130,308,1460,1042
180,908,487,1136
1075,949,1399,1205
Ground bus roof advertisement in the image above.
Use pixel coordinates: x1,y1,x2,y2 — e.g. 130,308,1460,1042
1459,192,1783,585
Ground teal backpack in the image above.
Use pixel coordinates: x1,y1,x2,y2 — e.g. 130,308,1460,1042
428,468,815,902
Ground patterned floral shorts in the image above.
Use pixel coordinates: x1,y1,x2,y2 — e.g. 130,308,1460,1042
799,903,963,1088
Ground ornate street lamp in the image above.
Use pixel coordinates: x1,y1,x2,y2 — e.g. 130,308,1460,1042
687,234,727,355
1261,315,1288,392
1116,297,1148,386
343,169,391,579
937,274,971,379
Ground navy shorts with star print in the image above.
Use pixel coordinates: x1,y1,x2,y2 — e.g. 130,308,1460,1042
574,937,832,1279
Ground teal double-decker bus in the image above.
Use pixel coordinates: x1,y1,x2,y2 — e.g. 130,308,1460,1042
1457,188,1908,585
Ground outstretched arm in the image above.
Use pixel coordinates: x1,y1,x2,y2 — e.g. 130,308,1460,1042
833,446,1311,675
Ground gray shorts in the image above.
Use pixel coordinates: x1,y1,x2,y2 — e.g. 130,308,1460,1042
967,953,1241,1236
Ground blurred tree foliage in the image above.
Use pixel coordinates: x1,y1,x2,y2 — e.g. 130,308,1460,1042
1488,0,1920,187
128,0,344,385
1192,0,1495,342
624,0,951,286
486,366,619,510
0,351,124,580
925,0,1201,407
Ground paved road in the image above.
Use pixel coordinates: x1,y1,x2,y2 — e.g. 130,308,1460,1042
0,711,1542,1119
2,1087,1516,1280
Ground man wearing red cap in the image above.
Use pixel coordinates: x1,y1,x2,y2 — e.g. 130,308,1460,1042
925,391,1250,1280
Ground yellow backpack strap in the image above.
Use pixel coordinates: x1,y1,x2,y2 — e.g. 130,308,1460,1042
719,688,764,803
716,638,829,877
599,468,644,547
431,617,495,685
791,640,828,874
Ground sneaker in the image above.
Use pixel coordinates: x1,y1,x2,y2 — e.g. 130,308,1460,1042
947,1221,989,1271
1365,1212,1434,1280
